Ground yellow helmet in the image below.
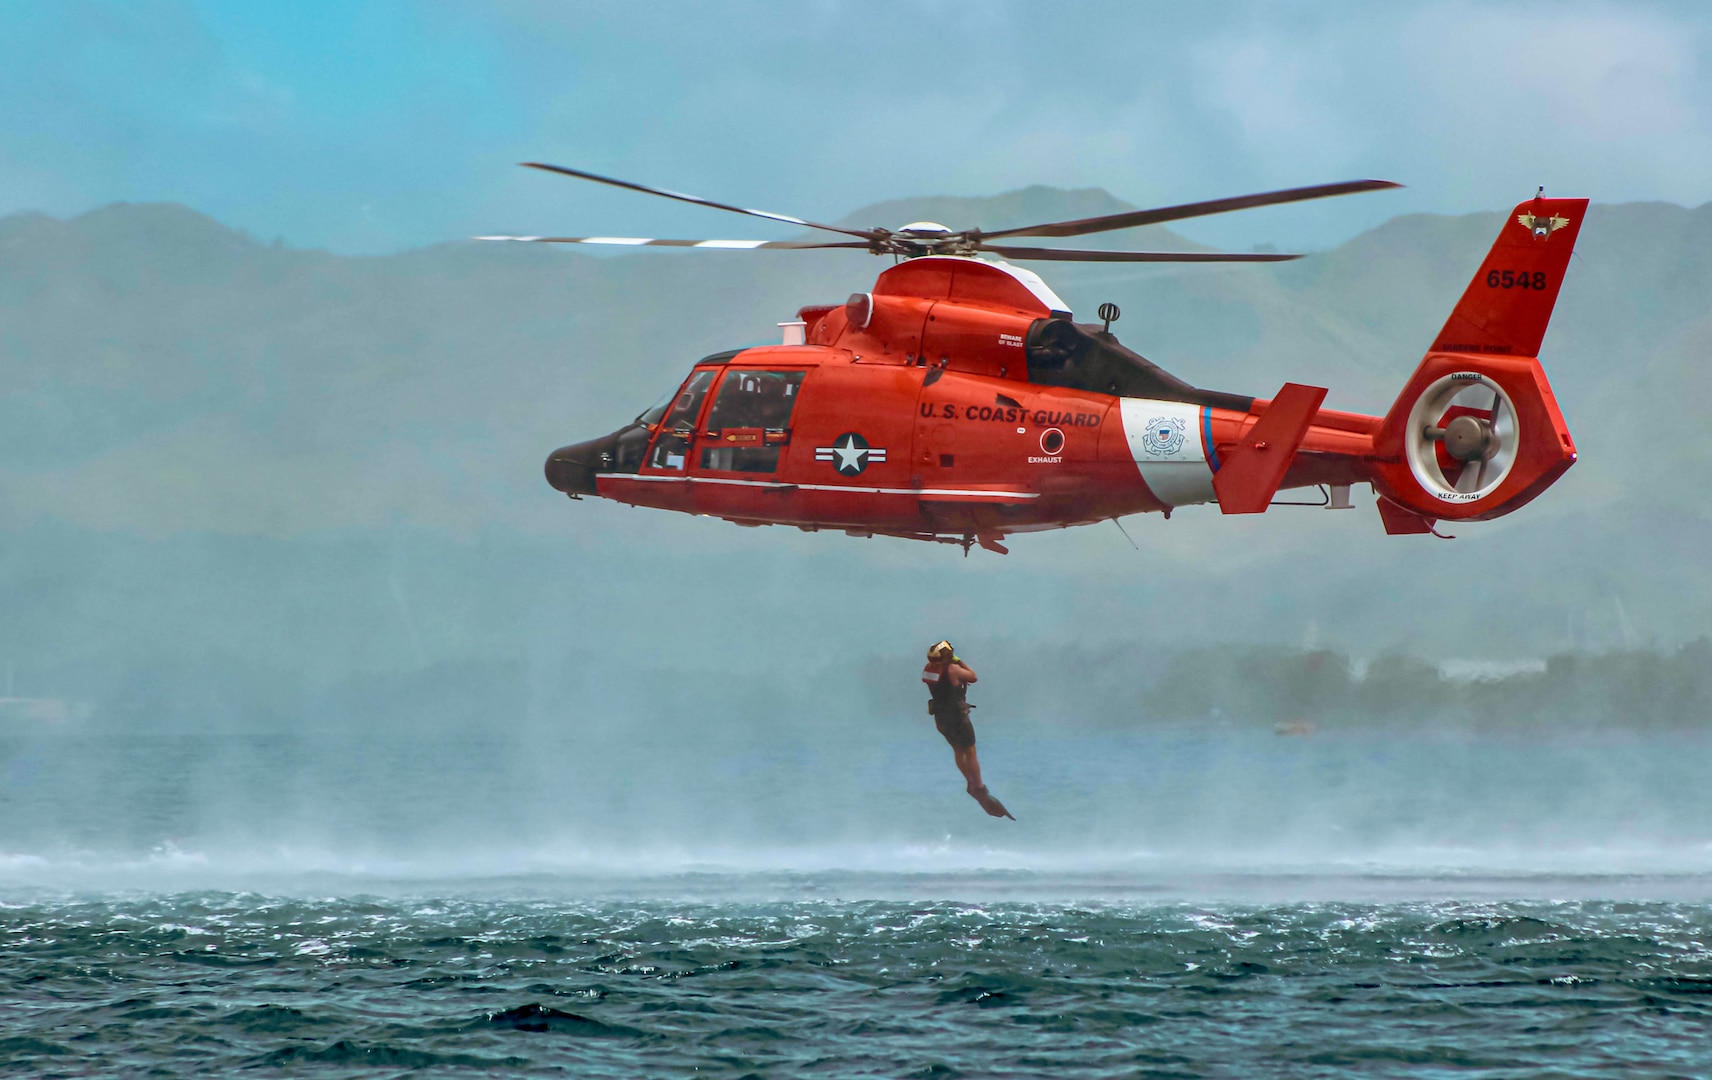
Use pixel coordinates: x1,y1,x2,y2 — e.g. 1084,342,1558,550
927,640,955,662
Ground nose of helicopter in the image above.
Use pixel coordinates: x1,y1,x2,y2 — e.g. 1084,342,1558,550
544,433,617,496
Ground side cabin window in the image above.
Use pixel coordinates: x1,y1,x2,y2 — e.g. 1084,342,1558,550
699,370,806,473
648,369,717,470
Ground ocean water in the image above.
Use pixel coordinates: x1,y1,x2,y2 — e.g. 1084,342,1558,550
7,886,1712,1076
5,730,1712,1075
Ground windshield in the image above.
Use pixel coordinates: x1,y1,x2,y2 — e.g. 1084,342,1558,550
636,385,676,427
647,369,718,471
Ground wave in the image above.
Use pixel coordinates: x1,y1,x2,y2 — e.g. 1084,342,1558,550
6,837,1712,900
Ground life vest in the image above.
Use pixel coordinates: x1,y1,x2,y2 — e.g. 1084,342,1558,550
921,660,966,710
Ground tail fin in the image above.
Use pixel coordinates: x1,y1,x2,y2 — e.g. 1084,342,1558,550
1430,193,1588,357
1370,194,1585,527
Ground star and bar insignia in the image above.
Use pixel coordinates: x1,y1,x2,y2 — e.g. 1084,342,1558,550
814,432,887,475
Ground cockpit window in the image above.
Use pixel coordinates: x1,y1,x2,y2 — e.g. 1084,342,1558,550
647,369,717,470
703,370,804,431
636,385,676,427
662,370,716,429
699,370,806,473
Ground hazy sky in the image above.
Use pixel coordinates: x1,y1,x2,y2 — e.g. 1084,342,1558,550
3,0,1709,253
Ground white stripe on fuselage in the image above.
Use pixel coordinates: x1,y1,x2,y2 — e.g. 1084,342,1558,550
603,473,1039,500
1118,399,1214,508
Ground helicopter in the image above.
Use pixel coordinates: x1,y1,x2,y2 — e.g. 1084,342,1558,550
484,164,1584,553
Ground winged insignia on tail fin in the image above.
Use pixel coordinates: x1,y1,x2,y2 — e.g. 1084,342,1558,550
1516,212,1571,239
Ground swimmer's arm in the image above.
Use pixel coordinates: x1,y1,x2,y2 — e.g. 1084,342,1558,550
947,661,977,686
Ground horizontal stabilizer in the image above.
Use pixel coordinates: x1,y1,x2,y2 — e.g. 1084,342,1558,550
1213,383,1328,514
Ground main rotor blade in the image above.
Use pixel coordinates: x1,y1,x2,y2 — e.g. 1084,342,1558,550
980,179,1402,241
978,244,1302,263
520,162,878,240
475,235,872,250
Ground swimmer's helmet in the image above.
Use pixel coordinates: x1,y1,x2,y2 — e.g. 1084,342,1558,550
927,640,955,662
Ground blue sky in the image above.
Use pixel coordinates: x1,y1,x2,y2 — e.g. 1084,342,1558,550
3,0,1708,253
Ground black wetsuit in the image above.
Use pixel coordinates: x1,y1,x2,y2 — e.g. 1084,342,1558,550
924,662,975,751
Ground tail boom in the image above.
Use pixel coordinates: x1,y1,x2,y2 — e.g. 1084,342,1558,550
1104,195,1583,529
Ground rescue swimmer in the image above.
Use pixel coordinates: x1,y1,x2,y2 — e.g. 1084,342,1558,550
921,641,1014,820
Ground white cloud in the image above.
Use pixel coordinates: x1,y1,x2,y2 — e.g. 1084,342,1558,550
1407,4,1699,132
7,1,1711,253
1162,2,1712,246
1397,2,1712,204
1190,31,1360,173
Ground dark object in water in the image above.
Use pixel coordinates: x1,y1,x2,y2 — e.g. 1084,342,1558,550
479,1004,633,1036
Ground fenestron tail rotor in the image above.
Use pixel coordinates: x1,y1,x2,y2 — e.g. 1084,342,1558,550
1409,374,1518,502
484,163,1402,263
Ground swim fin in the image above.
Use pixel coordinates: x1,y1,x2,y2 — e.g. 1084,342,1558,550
969,785,1015,820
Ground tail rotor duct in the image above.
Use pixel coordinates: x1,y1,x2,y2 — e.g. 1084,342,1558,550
1407,373,1518,504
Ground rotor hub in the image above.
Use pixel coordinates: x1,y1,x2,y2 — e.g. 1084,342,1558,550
1440,414,1495,462
880,222,982,258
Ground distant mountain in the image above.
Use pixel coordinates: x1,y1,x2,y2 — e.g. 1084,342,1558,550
1,190,1708,715
6,191,1702,533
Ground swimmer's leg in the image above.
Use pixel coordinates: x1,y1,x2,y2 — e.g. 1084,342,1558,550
953,744,984,791
955,744,1014,820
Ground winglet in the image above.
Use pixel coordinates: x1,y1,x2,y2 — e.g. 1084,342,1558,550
1212,383,1328,514
1376,496,1436,535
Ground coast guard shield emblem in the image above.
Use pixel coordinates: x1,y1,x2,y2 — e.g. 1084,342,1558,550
1140,416,1187,457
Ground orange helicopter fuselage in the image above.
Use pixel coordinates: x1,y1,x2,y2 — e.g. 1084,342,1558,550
543,194,1587,549
567,256,1378,551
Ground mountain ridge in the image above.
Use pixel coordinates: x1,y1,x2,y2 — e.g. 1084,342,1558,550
2,188,1708,684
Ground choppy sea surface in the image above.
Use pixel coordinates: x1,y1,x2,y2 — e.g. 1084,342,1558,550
5,731,1712,1075
7,882,1712,1077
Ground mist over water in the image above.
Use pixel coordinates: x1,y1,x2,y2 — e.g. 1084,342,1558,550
8,720,1712,1077
11,703,1712,1075
7,718,1711,896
